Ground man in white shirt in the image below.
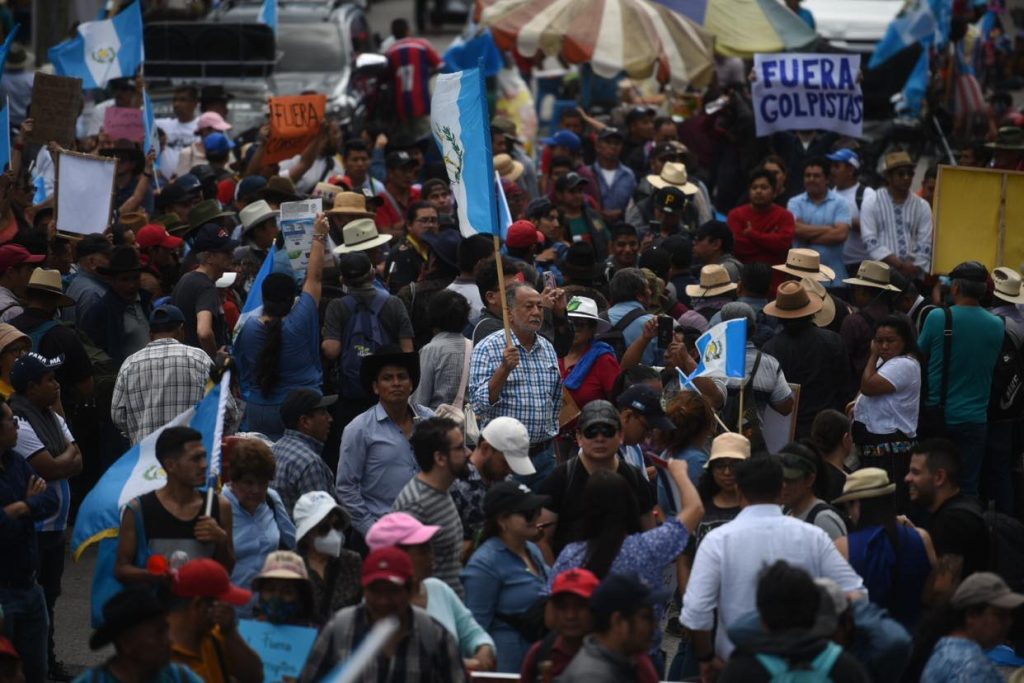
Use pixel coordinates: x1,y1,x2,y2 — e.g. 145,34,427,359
828,148,876,277
155,85,200,179
859,152,933,279
681,455,864,678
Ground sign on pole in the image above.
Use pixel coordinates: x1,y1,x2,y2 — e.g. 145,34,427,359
264,94,326,164
752,53,864,139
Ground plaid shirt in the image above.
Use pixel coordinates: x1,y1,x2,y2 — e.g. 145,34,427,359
271,429,337,516
450,462,487,541
111,338,214,444
469,329,562,445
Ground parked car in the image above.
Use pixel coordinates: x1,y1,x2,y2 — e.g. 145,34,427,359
799,0,904,53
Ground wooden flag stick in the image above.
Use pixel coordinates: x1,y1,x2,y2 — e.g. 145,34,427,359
737,379,745,433
493,234,512,348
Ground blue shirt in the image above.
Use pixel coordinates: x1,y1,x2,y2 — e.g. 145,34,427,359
608,301,658,366
0,448,58,584
590,163,637,213
235,292,323,405
461,537,550,673
470,329,562,445
335,401,434,535
788,190,852,288
223,486,295,620
62,270,109,324
922,636,1003,683
73,663,204,683
659,446,707,514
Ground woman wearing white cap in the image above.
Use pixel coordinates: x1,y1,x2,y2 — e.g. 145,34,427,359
559,296,620,432
292,491,362,624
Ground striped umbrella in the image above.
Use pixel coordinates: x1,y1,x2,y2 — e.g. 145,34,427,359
654,0,817,57
476,0,716,89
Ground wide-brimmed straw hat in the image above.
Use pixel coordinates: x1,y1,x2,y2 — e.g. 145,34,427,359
494,154,524,183
986,126,1024,151
327,192,375,218
685,264,738,298
832,467,896,504
332,218,392,254
842,260,901,292
765,281,823,319
26,268,75,307
882,151,915,172
772,248,835,282
992,267,1024,304
646,162,699,196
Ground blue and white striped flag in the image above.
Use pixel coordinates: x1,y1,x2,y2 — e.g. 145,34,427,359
71,370,231,624
258,0,279,35
233,244,277,341
0,99,9,172
431,67,499,239
868,1,937,69
0,24,20,75
494,171,512,236
685,318,748,382
48,0,143,89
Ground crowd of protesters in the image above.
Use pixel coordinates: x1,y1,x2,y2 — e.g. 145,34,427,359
0,3,1023,683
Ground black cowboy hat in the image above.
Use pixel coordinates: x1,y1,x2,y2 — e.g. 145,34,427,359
560,241,603,281
359,344,420,397
89,588,167,650
97,246,144,275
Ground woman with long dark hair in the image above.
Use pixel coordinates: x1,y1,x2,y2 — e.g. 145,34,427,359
235,213,328,439
659,391,715,507
834,468,934,631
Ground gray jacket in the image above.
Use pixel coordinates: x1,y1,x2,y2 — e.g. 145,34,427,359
558,636,640,683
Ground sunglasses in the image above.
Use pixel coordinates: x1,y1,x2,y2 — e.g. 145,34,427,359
582,424,617,439
515,508,540,522
710,459,738,472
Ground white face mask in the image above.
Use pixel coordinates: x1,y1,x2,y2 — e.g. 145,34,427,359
313,528,344,557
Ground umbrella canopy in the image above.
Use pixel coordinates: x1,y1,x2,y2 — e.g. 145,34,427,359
477,0,715,89
654,0,817,57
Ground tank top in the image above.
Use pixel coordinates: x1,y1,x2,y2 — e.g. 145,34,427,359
139,491,222,562
848,524,931,629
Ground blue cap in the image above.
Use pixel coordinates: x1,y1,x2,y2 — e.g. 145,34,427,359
11,352,64,393
192,223,239,254
149,304,186,331
826,148,860,169
203,133,235,154
235,176,267,202
589,573,671,619
172,173,202,194
541,129,581,152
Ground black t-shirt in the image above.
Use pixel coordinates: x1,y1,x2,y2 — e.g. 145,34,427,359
10,308,93,388
171,271,226,350
540,456,654,556
820,463,848,506
929,493,990,577
685,496,741,558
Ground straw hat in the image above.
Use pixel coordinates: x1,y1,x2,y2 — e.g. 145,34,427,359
332,218,393,254
494,154,524,183
882,151,915,173
326,191,375,218
801,277,836,328
0,324,29,354
832,467,895,504
772,248,835,281
842,260,901,292
706,432,751,464
764,281,823,319
27,268,75,307
992,267,1024,304
566,296,611,334
685,264,738,298
646,162,699,196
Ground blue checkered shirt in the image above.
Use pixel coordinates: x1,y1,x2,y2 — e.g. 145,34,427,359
271,429,337,517
469,329,562,445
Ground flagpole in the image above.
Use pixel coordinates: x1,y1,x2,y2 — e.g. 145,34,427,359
493,235,512,348
679,370,731,433
204,369,231,517
737,379,745,433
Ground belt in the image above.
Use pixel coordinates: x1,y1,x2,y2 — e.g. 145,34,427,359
528,439,553,456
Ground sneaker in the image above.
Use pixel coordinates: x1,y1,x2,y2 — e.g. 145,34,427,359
48,659,74,682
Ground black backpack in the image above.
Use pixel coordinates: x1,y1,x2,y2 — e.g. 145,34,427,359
988,320,1024,421
597,308,647,360
947,497,1024,592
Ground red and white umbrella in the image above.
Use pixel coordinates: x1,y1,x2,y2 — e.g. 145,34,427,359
476,0,716,89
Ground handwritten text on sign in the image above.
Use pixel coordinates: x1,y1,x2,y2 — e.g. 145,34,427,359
263,94,326,165
237,619,317,683
752,54,863,139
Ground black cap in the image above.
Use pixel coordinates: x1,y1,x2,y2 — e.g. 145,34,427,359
590,573,670,619
385,150,416,169
578,399,621,431
200,85,234,106
597,127,624,141
339,252,373,281
654,186,686,213
191,223,238,254
949,261,989,283
525,197,555,221
280,388,337,428
659,234,693,268
76,233,113,259
149,304,186,332
89,588,167,650
173,173,203,195
11,352,64,393
555,172,589,192
625,106,655,125
652,141,684,160
615,385,673,432
483,481,550,518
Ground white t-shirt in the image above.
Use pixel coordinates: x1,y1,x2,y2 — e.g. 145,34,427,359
446,280,485,325
598,166,618,188
853,355,921,437
835,183,876,264
155,116,199,178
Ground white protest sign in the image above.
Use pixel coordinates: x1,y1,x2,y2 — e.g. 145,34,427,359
752,53,863,139
56,152,117,235
279,198,322,281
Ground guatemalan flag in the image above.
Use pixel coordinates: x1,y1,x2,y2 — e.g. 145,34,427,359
680,318,748,385
48,0,143,89
233,244,277,342
0,99,9,172
258,0,279,35
868,0,937,68
0,24,20,75
72,370,231,626
430,67,501,239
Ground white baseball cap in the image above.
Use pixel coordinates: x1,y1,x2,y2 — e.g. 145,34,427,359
481,417,534,476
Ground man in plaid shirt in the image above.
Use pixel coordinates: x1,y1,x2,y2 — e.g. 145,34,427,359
271,388,338,515
111,305,215,444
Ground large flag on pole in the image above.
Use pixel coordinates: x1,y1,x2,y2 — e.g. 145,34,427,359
0,99,10,172
431,67,499,239
684,318,748,383
48,0,143,89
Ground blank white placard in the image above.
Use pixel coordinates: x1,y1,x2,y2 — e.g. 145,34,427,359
56,153,116,235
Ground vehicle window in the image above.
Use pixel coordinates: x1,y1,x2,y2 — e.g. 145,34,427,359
277,24,344,71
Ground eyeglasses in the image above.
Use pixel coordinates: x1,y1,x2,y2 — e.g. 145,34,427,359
582,424,617,439
710,459,738,472
414,216,439,224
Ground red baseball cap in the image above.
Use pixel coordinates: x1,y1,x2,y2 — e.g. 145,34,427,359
551,568,600,599
506,220,543,249
0,244,44,273
217,178,237,206
136,224,184,250
361,547,414,588
172,558,252,606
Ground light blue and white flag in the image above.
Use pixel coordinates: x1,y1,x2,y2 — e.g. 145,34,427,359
868,1,937,69
684,318,748,382
258,0,279,35
0,99,9,172
233,244,277,341
494,171,512,236
48,0,143,89
0,24,20,75
430,67,499,239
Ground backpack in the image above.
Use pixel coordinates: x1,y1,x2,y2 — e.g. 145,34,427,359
755,641,843,682
721,351,767,451
946,497,1024,592
805,500,852,537
596,307,647,360
336,290,393,401
988,321,1024,421
27,319,117,409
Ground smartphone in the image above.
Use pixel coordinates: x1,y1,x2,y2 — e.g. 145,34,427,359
658,315,674,348
543,271,557,290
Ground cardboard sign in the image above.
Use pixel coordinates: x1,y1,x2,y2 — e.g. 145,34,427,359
55,152,116,235
26,73,83,149
237,620,317,683
752,53,863,139
264,94,326,165
103,106,145,142
279,198,322,280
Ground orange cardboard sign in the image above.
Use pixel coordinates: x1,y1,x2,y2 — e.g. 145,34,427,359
263,94,327,164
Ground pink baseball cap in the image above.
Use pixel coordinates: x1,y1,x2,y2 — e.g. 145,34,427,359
365,512,440,551
195,111,232,132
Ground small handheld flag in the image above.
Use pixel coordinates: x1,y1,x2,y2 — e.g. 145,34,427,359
686,318,748,382
233,244,277,341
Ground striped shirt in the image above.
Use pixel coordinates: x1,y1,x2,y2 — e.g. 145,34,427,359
392,476,465,598
413,332,471,410
859,188,933,272
469,329,562,445
271,429,337,517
